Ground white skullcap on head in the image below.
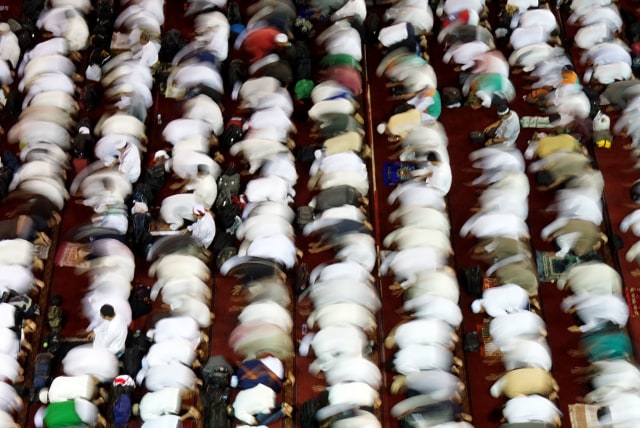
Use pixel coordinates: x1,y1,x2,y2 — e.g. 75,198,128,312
38,388,49,404
193,204,206,216
0,23,10,33
497,105,510,115
274,33,288,44
154,150,169,160
131,200,149,214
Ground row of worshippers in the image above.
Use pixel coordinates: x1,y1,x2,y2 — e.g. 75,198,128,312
497,1,639,425
375,3,475,427
522,4,640,415
131,2,235,427
0,1,93,424
29,1,194,427
4,1,120,426
294,5,386,428
462,143,561,425
41,0,229,422
554,0,640,425
32,0,158,425
555,241,638,425
438,0,565,425
218,1,302,426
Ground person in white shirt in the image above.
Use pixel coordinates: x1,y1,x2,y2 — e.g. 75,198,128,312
393,344,459,374
503,395,562,425
141,362,199,393
41,375,99,403
386,318,457,350
471,283,530,317
316,20,362,61
61,344,120,382
141,339,199,370
489,311,547,348
0,353,23,384
323,356,382,389
315,381,380,421
88,304,129,357
0,382,22,415
138,386,200,423
500,337,552,371
232,383,293,426
0,23,20,70
390,369,465,400
482,105,521,147
0,409,17,428
562,293,629,333
187,204,216,249
183,165,218,208
132,31,159,68
146,315,204,349
116,140,142,183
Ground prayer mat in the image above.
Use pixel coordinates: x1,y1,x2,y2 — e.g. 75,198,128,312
569,403,599,428
480,319,502,359
382,161,416,186
536,251,583,282
54,242,90,269
520,116,555,128
35,244,50,260
625,287,640,317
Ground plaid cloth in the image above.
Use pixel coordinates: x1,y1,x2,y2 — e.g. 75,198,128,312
236,359,283,393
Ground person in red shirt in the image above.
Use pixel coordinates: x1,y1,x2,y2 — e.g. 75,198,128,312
239,26,290,63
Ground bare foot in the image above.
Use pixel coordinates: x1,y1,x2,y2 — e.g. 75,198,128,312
184,406,201,421
282,403,293,418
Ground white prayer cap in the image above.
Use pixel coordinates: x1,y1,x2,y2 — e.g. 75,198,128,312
0,23,10,33
193,204,205,216
154,150,169,160
274,33,288,44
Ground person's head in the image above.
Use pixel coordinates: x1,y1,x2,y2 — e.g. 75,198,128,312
274,33,290,47
0,23,10,35
497,104,510,117
153,150,170,164
631,179,640,202
139,31,150,45
562,64,575,76
535,170,554,187
196,164,209,176
193,204,206,218
38,388,49,404
100,304,115,320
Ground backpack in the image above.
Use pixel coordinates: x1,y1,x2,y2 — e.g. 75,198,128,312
47,296,64,334
314,185,361,212
112,391,132,428
459,265,483,298
129,285,152,320
220,117,245,151
295,205,315,230
29,352,54,403
301,391,329,428
216,246,238,271
121,330,152,377
202,356,234,428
